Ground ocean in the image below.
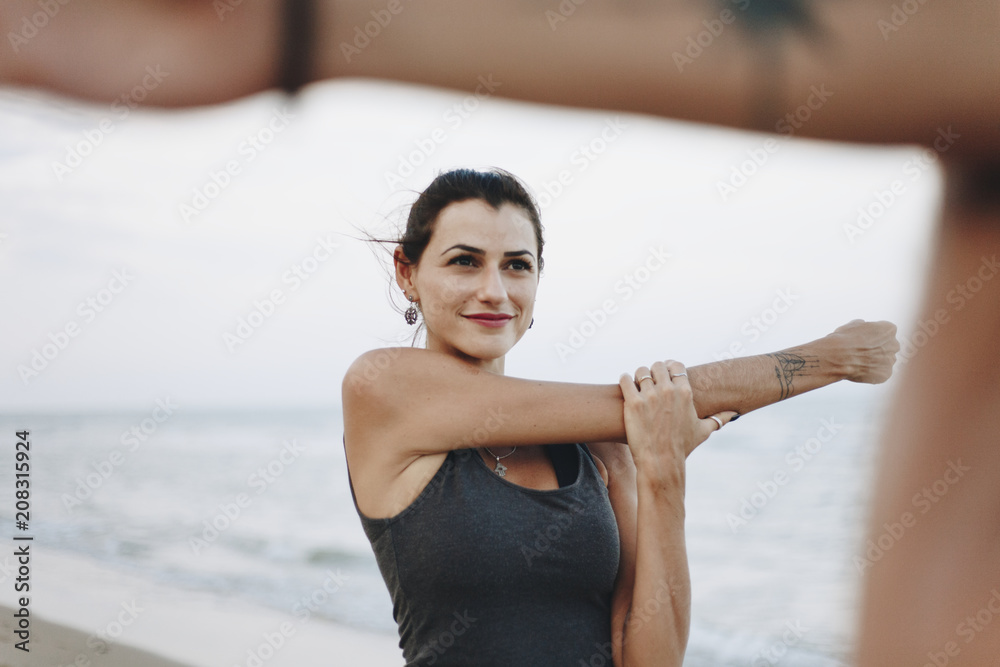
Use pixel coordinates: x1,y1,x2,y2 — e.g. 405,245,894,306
0,386,887,665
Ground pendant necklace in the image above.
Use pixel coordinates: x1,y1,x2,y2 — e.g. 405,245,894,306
483,446,517,477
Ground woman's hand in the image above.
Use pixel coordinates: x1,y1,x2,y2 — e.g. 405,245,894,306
614,360,737,667
619,360,738,473
823,319,901,384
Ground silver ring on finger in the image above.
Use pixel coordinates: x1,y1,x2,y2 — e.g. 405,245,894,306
709,415,723,430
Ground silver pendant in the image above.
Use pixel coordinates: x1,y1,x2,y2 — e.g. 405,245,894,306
494,461,507,477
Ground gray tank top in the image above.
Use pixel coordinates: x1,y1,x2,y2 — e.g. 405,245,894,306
351,444,620,666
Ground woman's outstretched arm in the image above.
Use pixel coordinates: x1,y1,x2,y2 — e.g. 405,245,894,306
684,319,898,450
341,318,898,459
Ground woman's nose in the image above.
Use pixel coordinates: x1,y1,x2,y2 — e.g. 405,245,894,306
477,266,507,303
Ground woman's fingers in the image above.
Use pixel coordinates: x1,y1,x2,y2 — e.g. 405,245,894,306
624,360,737,457
709,410,740,429
661,360,687,381
633,365,654,389
619,373,640,400
625,360,692,400
692,410,741,447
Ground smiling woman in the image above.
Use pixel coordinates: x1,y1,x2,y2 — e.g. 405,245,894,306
342,167,899,666
398,203,538,369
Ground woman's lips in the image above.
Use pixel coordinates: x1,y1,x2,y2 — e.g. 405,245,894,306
464,314,514,328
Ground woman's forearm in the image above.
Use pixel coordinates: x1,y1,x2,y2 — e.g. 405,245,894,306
688,344,832,418
5,1,999,155
688,319,898,422
614,364,711,666
621,467,690,667
326,0,1000,157
0,0,285,106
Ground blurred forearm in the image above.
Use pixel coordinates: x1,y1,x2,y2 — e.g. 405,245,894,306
3,1,1000,157
0,0,283,105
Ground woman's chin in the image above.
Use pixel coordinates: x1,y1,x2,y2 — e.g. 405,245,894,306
455,339,515,364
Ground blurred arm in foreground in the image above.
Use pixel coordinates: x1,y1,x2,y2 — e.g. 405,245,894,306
2,0,999,158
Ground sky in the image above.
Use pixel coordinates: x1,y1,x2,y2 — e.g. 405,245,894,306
0,78,940,412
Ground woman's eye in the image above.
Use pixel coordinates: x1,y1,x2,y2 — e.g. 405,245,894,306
447,255,532,271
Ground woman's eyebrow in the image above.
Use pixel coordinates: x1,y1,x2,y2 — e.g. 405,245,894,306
441,244,483,256
441,244,535,259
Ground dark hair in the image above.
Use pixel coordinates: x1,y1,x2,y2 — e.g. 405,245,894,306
397,168,544,271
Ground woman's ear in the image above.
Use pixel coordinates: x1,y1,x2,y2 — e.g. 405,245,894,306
393,245,415,296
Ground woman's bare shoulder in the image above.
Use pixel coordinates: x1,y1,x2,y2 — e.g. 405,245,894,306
343,346,416,385
342,347,482,396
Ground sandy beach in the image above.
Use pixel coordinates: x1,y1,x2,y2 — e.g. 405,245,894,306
0,549,403,667
0,610,192,667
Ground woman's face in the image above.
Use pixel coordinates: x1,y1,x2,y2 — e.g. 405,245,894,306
396,199,540,370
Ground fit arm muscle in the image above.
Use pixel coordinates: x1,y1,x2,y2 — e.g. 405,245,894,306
342,328,869,458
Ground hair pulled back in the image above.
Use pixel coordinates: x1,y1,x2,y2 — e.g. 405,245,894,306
397,168,544,271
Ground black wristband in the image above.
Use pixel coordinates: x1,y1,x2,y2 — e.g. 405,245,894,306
946,161,1000,215
278,0,317,95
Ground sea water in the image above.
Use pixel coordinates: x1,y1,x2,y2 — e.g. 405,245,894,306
0,387,884,666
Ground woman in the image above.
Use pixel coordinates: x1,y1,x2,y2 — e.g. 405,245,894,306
342,168,898,666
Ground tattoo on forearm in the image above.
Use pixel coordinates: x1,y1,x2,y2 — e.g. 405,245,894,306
768,352,820,400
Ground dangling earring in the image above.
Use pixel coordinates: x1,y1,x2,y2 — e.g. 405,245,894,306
404,295,419,325
529,318,534,329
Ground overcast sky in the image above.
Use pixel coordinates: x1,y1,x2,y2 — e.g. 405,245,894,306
0,79,939,412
